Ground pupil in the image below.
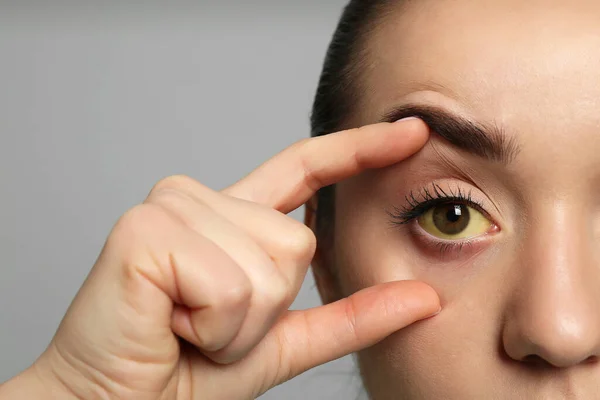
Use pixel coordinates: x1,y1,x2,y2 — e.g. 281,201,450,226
432,204,470,235
447,207,461,223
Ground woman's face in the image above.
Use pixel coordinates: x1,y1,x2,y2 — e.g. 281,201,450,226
318,0,600,398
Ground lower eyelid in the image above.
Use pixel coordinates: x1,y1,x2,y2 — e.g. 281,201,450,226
408,219,497,259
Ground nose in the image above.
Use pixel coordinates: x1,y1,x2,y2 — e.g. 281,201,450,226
502,206,600,368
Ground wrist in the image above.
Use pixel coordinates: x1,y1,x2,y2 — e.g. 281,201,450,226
0,360,79,400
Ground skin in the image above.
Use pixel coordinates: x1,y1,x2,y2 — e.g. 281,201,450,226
310,0,600,399
0,118,441,400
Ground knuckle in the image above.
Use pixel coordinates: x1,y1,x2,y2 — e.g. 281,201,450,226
148,175,203,198
281,221,317,262
354,123,369,134
107,204,176,269
291,137,312,151
146,186,187,208
112,203,171,242
344,296,361,344
353,123,374,138
263,274,291,309
205,347,247,366
287,138,326,193
216,279,253,311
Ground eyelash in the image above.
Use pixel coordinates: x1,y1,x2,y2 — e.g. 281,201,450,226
388,183,487,224
387,183,491,256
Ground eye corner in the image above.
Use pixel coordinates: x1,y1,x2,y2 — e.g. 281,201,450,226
488,222,502,234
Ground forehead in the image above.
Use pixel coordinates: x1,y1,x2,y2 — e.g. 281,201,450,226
363,0,600,125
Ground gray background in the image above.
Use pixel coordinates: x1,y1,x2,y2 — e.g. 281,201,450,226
0,1,366,399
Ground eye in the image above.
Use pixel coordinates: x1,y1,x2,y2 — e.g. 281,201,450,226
417,203,492,240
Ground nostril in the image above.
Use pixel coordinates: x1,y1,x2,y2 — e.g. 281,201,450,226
521,354,599,368
584,355,599,365
521,354,554,368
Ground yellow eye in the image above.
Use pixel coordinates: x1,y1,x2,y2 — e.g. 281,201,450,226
417,203,492,240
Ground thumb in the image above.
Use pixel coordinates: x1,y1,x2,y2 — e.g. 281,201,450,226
263,280,441,389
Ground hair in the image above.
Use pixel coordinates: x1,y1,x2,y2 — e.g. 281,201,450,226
310,0,397,238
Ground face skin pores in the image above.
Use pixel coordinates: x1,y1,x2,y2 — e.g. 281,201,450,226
311,0,600,398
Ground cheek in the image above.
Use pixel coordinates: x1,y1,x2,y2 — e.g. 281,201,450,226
357,297,501,399
356,267,512,399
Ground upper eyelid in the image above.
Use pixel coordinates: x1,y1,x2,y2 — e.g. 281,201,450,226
409,182,474,203
390,182,498,224
406,182,484,211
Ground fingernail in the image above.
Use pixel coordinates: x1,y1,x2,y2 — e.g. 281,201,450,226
395,116,421,123
426,306,442,318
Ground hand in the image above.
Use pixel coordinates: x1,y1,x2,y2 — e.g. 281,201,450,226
20,118,440,399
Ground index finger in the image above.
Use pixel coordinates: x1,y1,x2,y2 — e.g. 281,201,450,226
223,117,429,214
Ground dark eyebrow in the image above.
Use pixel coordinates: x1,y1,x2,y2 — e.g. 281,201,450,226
380,104,520,164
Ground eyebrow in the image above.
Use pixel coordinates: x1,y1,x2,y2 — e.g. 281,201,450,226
380,104,520,164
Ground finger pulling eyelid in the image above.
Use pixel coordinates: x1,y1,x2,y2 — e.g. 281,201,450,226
428,139,506,220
